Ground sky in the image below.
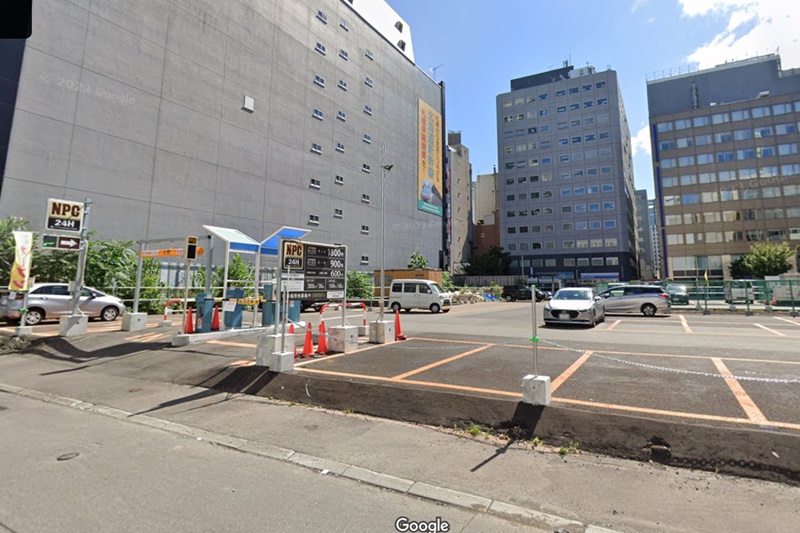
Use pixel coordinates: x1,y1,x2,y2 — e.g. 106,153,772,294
388,0,800,198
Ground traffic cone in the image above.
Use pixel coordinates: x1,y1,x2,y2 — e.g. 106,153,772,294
394,310,406,341
301,321,315,357
211,305,220,331
317,320,328,355
289,323,298,358
184,307,195,334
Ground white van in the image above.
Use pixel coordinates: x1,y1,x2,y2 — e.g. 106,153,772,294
389,279,452,313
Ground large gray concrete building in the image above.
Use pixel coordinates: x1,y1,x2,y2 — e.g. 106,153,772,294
635,189,655,279
0,0,446,271
446,131,471,273
647,54,800,279
496,64,638,282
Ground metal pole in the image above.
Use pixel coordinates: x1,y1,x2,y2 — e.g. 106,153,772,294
531,284,539,377
133,241,143,314
703,278,710,315
379,144,387,322
342,245,348,327
276,238,284,338
281,264,289,354
70,197,92,316
790,280,798,317
182,260,189,325
205,235,214,294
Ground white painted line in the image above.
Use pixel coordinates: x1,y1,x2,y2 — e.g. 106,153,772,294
679,315,693,334
754,323,787,337
774,316,800,327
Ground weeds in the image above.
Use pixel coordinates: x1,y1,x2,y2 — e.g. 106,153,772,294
558,441,580,456
342,408,353,414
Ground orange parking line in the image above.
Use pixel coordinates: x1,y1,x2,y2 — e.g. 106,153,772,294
229,360,255,367
712,358,768,424
391,345,491,380
410,337,496,346
207,340,258,348
754,323,787,337
551,351,593,393
554,397,752,425
605,320,621,331
294,342,387,367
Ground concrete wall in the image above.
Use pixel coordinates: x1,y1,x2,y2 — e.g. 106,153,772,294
447,133,472,272
0,0,444,272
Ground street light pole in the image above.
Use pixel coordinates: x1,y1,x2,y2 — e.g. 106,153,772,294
379,144,393,322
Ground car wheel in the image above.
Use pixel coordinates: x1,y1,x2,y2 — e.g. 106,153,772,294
100,306,119,321
599,311,606,323
390,302,401,313
24,308,44,326
641,303,657,317
590,311,597,327
430,303,440,314
504,295,513,302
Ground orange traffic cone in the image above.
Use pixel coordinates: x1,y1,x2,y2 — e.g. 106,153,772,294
394,310,406,341
184,307,195,334
211,305,220,331
317,320,328,355
301,321,315,357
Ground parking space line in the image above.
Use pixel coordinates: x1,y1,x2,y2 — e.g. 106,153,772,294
411,336,497,346
295,342,387,367
605,320,622,331
551,351,593,393
390,345,491,381
711,358,768,424
754,323,787,337
598,328,774,337
679,315,693,334
207,340,258,349
774,317,800,326
229,360,255,367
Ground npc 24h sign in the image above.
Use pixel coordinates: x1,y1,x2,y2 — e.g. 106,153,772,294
46,199,83,233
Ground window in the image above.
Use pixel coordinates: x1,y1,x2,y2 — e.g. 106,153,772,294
309,214,320,224
755,126,773,138
562,205,572,213
572,187,584,195
531,225,541,232
585,134,596,142
556,89,566,97
577,256,590,264
596,98,608,106
517,114,524,121
569,103,580,111
310,178,321,189
557,105,567,113
758,146,777,158
542,190,553,198
715,132,733,143
540,124,551,132
364,76,373,87
339,49,349,60
311,143,322,154
780,143,799,156
583,100,594,108
337,110,347,121
588,203,600,212
731,109,749,121
543,208,554,215
752,106,771,118
507,211,516,218
314,75,325,87
680,174,697,185
712,112,730,124
657,122,674,133
563,223,573,231
589,221,602,230
603,202,615,210
507,227,516,234
595,81,607,89
601,184,614,192
366,49,374,60
507,194,515,201
364,105,373,115
312,108,324,120
693,116,710,127
361,256,369,265
569,87,579,94
717,151,735,162
361,194,370,203
587,185,599,194
604,220,617,228
678,155,695,167
737,148,755,160
335,142,345,153
363,134,372,144
335,175,344,185
317,10,328,23
599,131,610,140
519,226,529,233
582,84,592,92
540,140,551,149
362,164,370,173
675,119,691,130
528,127,538,134
338,80,348,90
572,136,582,143
662,177,678,187
558,138,569,145
776,123,797,135
315,42,327,55
695,134,712,146
575,204,587,213
361,225,370,234
734,128,752,141
340,20,349,30
539,109,548,116
334,208,343,219
599,148,612,157
538,93,548,100
519,176,529,183
682,193,700,205
559,155,570,163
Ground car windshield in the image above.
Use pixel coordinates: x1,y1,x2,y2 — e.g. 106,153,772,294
667,285,686,292
553,290,592,301
431,283,444,294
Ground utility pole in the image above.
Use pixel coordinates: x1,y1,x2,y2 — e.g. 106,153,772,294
69,197,92,316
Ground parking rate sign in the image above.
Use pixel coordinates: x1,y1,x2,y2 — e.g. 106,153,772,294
302,243,346,299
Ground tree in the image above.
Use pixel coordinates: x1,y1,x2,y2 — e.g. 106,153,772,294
441,271,455,291
407,251,429,270
728,256,750,279
346,270,374,299
742,242,796,278
465,246,512,275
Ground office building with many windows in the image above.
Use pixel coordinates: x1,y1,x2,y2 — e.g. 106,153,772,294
635,189,656,279
496,64,638,282
0,0,445,270
647,54,800,279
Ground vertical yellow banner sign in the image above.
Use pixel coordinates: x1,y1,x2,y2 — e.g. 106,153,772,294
418,99,443,216
9,231,33,291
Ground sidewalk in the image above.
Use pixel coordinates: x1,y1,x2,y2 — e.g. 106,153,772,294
1,351,798,533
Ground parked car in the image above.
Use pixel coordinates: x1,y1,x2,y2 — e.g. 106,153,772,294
543,288,605,327
501,285,546,302
389,279,452,313
666,284,690,305
597,285,671,316
0,283,126,326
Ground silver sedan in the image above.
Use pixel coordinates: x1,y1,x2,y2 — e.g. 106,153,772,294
543,288,605,327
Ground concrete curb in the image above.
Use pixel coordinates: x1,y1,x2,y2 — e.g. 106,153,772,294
0,382,620,533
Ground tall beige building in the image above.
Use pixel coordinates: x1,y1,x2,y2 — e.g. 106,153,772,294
474,171,499,225
447,132,472,273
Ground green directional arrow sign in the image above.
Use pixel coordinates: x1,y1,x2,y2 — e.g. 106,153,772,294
42,234,58,248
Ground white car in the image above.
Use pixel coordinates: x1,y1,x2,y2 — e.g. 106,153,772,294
543,288,605,327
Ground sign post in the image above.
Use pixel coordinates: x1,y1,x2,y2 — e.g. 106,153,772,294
55,197,91,337
69,198,91,316
521,284,551,406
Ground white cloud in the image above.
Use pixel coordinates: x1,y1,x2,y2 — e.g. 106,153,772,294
632,0,652,13
679,0,800,69
632,125,652,158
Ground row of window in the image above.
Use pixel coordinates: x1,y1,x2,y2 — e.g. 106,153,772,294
504,148,614,168
506,239,620,252
659,123,797,152
503,114,611,139
506,174,553,185
508,219,619,234
665,206,800,227
311,109,372,144
507,202,618,217
656,102,800,133
507,184,615,201
501,81,608,107
502,99,609,122
663,182,800,206
666,228,799,245
660,143,798,168
662,163,800,187
315,8,375,60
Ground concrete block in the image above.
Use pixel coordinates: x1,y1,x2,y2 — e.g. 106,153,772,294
329,326,358,353
256,334,294,366
59,315,89,337
121,312,147,331
14,326,33,337
158,320,173,327
368,320,394,344
522,374,551,406
267,351,294,373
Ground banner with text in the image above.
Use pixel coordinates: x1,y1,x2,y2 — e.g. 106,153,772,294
417,99,443,216
8,231,33,291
